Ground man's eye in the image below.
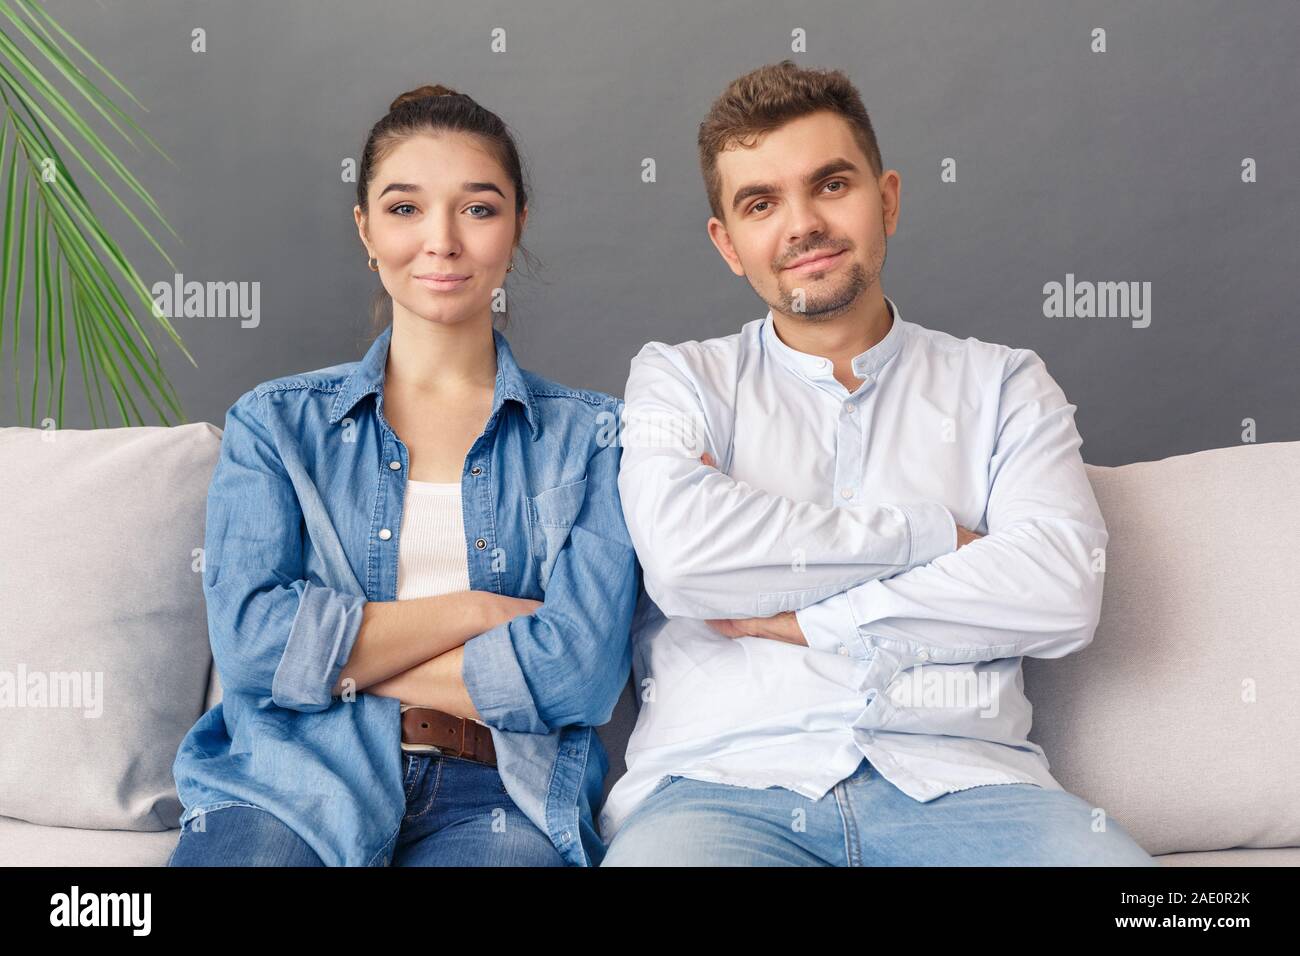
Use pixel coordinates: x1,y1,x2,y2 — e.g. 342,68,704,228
824,180,846,193
748,200,770,214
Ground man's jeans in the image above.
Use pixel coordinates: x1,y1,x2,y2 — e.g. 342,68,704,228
167,752,565,866
601,757,1159,866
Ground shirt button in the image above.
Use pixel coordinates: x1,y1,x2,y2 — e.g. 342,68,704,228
378,528,392,540
470,465,482,476
917,649,930,661
388,460,401,470
560,830,572,843
474,538,487,550
838,644,849,656
841,487,854,499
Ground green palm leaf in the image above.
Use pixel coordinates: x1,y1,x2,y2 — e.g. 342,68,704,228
0,0,189,427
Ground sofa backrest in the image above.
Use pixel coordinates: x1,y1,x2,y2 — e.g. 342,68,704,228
0,423,222,831
1024,440,1300,855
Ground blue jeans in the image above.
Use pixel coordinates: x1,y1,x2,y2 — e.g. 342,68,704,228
167,752,565,866
601,757,1159,866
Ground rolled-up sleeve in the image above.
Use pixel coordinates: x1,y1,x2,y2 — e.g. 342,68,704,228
203,390,366,712
461,406,639,735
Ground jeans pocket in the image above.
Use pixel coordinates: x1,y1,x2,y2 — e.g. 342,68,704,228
648,773,681,798
405,757,444,820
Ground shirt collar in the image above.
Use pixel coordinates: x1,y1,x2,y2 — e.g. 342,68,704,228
761,294,907,384
328,322,541,440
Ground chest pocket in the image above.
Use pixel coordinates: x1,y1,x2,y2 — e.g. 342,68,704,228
526,477,588,592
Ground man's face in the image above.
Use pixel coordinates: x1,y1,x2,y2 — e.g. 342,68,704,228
706,110,900,322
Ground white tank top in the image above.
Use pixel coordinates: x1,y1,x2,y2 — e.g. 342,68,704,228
395,479,487,746
396,480,471,600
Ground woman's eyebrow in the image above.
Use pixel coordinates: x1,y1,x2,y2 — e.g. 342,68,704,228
377,181,506,199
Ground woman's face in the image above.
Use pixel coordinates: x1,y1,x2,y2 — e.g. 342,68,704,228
355,131,525,328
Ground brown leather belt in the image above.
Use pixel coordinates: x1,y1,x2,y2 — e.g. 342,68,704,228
400,707,496,766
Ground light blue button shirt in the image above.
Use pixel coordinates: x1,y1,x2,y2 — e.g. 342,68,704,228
173,323,639,866
602,296,1107,840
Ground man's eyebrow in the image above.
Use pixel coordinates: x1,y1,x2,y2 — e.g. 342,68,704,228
729,158,861,213
377,181,507,199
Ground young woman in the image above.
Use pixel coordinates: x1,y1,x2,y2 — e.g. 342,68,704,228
168,85,639,867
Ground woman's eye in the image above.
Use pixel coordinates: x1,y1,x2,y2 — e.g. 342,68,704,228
467,204,495,218
391,202,417,216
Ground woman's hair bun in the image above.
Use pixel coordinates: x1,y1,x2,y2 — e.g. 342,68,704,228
389,84,462,112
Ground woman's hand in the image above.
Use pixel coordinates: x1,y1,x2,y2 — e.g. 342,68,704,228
475,591,543,631
366,646,478,719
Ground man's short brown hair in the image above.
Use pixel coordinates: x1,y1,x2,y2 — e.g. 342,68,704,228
698,59,884,222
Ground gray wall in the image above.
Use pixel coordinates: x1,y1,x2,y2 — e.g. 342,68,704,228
5,0,1297,466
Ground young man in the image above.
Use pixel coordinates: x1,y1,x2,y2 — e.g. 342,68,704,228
600,60,1156,866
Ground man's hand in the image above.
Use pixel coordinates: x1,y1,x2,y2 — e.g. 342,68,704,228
697,450,808,644
706,610,806,646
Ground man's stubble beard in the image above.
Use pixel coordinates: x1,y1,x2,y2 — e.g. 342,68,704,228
767,223,888,324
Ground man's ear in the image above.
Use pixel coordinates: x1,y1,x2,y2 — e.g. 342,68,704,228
707,216,746,277
880,169,902,237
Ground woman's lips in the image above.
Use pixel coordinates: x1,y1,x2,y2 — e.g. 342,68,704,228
784,249,846,276
415,274,470,291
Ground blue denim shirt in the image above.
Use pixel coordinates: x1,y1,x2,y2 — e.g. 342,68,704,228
172,322,639,866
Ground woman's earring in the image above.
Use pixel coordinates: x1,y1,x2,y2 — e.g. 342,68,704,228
367,256,379,272
506,261,514,273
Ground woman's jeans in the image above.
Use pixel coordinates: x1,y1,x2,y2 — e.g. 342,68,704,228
167,752,564,866
601,757,1160,866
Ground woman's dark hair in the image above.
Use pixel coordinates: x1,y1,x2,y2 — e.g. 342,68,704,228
356,84,537,335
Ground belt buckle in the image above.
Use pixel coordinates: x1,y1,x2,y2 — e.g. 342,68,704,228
400,735,445,756
402,706,448,755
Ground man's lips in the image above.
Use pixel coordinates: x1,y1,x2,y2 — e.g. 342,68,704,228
783,249,847,275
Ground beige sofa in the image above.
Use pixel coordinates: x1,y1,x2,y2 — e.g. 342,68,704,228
1,423,1296,865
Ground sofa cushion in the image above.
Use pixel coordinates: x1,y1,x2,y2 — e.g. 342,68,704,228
1025,440,1300,856
0,424,221,831
1154,846,1300,866
2,809,1287,868
0,813,183,867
